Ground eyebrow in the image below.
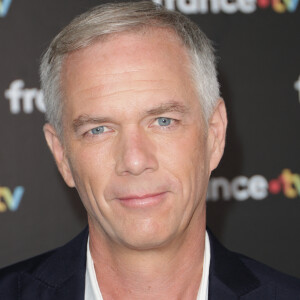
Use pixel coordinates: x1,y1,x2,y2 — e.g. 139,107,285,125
72,101,190,132
145,101,190,116
72,115,113,132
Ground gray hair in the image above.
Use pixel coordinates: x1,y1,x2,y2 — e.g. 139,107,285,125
40,1,220,138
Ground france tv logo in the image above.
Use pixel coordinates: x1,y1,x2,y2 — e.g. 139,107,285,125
0,0,12,18
153,0,299,14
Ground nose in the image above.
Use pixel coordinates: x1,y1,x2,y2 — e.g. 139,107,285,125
115,127,158,176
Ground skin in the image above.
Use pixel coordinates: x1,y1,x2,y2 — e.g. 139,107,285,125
44,28,227,299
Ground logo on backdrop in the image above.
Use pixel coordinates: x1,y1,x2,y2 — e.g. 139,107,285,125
207,169,300,201
152,0,299,14
0,0,12,17
0,186,24,212
4,80,45,114
294,75,300,103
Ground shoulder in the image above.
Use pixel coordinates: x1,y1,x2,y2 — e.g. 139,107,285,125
207,229,300,299
0,249,55,275
0,227,88,298
0,250,56,298
237,252,300,293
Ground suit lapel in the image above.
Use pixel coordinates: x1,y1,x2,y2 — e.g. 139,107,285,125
19,227,89,300
207,229,261,300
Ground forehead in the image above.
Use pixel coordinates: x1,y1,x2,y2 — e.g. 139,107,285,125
63,28,192,84
61,28,199,118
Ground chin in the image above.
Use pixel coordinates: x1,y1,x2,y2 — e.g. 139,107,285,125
120,236,173,251
115,222,178,251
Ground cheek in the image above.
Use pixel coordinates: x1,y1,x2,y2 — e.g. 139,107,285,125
67,143,114,198
160,127,207,171
158,131,209,198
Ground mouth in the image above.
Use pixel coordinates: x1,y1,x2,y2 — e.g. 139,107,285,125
117,192,167,208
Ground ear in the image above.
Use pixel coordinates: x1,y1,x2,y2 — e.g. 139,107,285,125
207,99,227,172
43,123,75,188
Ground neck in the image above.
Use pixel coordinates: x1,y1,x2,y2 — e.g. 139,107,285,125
88,211,206,300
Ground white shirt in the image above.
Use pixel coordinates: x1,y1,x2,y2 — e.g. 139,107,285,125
85,232,210,300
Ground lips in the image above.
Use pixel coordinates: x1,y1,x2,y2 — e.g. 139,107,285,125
117,192,167,208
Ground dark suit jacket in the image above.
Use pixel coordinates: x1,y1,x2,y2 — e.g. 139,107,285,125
1,227,299,299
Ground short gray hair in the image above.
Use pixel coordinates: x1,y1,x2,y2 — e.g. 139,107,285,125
40,1,220,138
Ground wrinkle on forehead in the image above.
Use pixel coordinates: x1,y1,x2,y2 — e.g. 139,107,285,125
67,78,171,102
61,28,192,90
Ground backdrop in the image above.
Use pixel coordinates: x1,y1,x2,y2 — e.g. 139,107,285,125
0,0,299,278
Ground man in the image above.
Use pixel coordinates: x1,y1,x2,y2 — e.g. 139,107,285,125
0,1,299,299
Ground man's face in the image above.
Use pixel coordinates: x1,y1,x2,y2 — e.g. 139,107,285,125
46,29,225,250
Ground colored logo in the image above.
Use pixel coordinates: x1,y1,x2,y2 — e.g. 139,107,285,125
257,0,299,12
4,79,45,114
0,186,24,212
294,75,300,103
152,0,299,14
207,169,300,201
0,0,12,17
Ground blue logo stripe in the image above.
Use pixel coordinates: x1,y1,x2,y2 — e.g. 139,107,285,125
10,186,24,211
0,0,12,17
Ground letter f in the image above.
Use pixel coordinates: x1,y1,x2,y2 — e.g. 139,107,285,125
4,80,24,114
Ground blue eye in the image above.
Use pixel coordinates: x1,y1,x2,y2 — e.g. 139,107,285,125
157,117,172,126
90,126,105,135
